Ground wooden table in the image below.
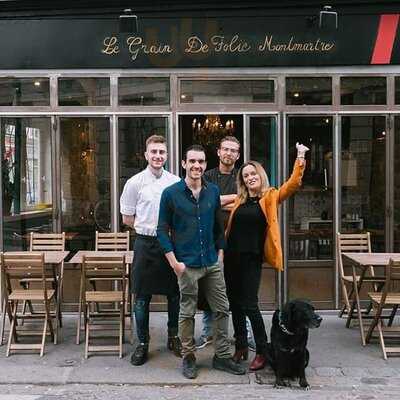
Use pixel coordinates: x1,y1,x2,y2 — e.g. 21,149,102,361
342,252,400,345
68,250,133,264
0,250,70,345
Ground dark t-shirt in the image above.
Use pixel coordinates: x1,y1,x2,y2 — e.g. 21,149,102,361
204,167,237,227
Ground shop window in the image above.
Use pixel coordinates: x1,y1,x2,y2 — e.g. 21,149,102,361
394,77,400,104
1,117,52,250
58,78,110,106
118,78,170,106
0,78,50,106
286,77,332,105
341,77,386,105
180,80,274,104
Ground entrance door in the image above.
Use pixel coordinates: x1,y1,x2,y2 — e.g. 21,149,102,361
286,115,334,309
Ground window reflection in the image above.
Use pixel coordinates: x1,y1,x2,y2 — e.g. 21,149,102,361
341,77,386,105
60,118,110,251
341,116,386,251
1,117,52,250
286,77,332,105
58,78,110,106
0,78,50,106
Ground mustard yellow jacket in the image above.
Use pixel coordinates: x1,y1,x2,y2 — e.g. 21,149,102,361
225,159,305,271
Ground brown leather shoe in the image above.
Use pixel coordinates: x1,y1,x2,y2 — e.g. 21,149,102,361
249,354,266,371
233,347,249,363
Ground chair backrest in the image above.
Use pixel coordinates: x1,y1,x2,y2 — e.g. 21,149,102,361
30,232,66,251
95,231,129,251
1,252,47,293
380,259,400,302
337,232,372,278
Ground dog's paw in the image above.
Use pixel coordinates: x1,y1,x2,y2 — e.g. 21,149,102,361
299,378,310,390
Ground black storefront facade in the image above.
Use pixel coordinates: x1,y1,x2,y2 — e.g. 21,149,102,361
1,0,400,310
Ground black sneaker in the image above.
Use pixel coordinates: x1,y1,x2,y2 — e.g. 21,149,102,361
130,343,148,366
182,354,197,379
167,336,182,358
212,355,246,375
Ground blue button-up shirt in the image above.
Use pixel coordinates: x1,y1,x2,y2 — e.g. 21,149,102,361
157,179,225,268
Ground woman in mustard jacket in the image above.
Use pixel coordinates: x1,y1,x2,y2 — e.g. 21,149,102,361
224,143,308,371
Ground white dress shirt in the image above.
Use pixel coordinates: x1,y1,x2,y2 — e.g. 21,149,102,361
120,167,180,236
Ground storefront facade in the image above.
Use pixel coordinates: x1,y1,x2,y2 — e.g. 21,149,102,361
1,0,400,310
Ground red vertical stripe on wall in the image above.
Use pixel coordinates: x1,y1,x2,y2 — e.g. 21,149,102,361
371,14,400,64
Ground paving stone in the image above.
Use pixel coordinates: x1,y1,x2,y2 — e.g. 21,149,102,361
315,367,343,377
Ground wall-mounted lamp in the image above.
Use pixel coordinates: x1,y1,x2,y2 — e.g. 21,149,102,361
319,5,338,29
119,8,138,34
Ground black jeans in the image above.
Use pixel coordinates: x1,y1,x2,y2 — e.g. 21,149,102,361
134,293,180,344
224,251,268,354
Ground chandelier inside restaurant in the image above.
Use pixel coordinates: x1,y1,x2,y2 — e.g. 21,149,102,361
192,115,235,146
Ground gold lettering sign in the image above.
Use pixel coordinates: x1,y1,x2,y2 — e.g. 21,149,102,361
101,34,335,61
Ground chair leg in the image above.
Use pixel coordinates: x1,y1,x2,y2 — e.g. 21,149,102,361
119,303,124,358
376,319,387,360
40,313,48,357
388,305,398,327
366,303,380,344
84,303,90,359
76,279,83,345
0,298,6,346
6,301,18,357
339,281,351,319
90,281,100,313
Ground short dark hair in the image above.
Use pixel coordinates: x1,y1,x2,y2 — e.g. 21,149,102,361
219,136,240,149
145,134,166,149
183,144,206,161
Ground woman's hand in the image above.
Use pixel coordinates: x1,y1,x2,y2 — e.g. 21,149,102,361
296,142,310,166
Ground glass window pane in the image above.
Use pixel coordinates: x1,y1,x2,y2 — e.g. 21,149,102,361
286,77,332,105
118,78,170,106
180,80,274,104
341,77,386,105
0,78,50,106
341,116,386,251
288,116,334,261
179,114,244,170
394,77,400,104
249,116,277,186
395,116,400,251
58,78,110,106
2,117,52,250
60,118,110,251
118,117,169,229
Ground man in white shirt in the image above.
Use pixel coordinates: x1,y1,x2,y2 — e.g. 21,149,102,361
120,135,181,366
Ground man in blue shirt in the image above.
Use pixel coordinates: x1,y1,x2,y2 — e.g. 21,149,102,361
157,144,246,379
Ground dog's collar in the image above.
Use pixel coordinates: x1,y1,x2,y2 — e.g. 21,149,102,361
278,311,295,336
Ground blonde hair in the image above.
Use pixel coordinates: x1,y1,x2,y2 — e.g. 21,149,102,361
237,161,270,204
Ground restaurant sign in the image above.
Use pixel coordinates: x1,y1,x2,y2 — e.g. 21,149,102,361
0,14,398,69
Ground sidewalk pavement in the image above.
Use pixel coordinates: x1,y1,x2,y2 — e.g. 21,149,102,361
0,312,400,390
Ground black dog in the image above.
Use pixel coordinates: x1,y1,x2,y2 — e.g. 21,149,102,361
266,299,322,389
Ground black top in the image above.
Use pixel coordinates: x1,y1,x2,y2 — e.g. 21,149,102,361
204,167,237,228
204,167,237,196
227,196,267,255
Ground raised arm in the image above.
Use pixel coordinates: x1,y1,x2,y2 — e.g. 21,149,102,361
277,143,309,203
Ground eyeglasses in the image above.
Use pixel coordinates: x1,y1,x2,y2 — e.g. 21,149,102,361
220,146,239,154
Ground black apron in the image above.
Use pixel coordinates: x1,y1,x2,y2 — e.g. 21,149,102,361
131,234,179,296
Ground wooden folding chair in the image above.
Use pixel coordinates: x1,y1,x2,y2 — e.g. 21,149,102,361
76,231,131,344
81,254,127,358
1,252,57,357
337,232,379,318
366,259,400,359
20,233,66,328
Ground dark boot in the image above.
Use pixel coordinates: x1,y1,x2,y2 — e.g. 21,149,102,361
182,353,197,379
167,336,182,358
212,355,246,375
130,343,148,366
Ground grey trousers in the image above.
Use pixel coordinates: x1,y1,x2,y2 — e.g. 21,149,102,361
178,263,231,359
